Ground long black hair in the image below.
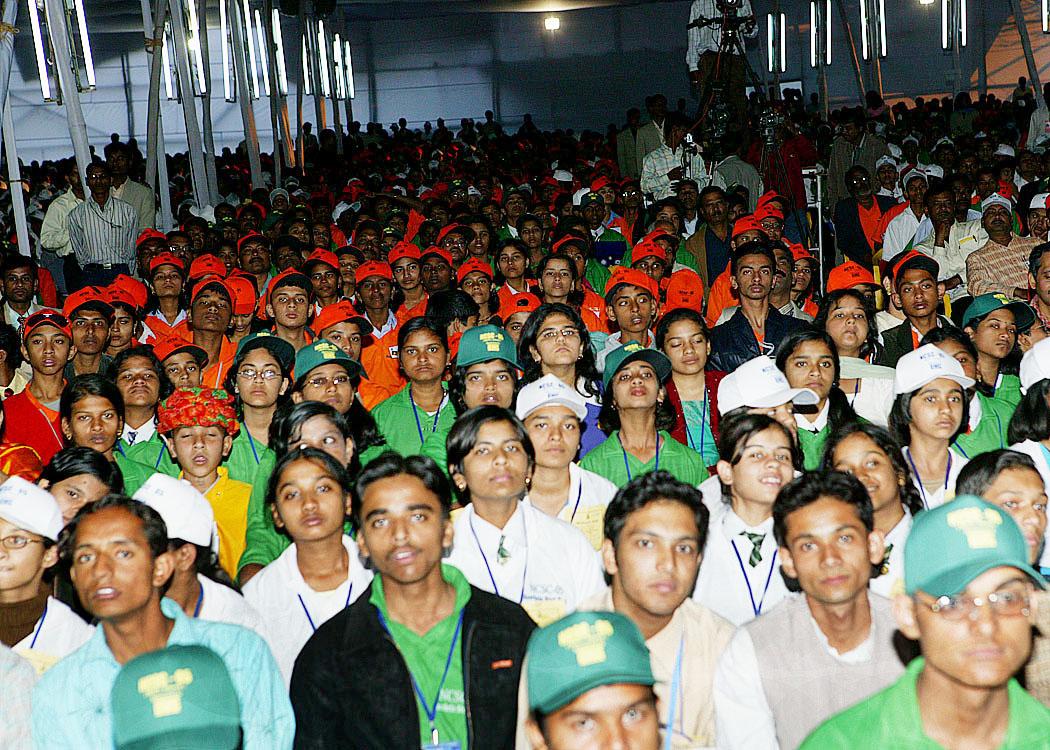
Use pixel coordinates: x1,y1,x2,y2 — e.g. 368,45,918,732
1008,378,1050,444
774,329,858,428
517,303,601,400
813,288,882,362
39,445,125,495
821,421,925,518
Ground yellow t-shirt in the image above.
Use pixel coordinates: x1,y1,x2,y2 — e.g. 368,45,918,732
192,467,251,579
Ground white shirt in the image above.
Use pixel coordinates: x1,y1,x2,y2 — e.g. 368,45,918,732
692,503,789,626
524,462,618,551
14,596,94,675
795,401,829,433
713,593,881,750
242,535,373,684
447,501,605,627
870,512,912,599
1008,439,1050,569
196,574,266,635
839,358,895,427
370,309,398,340
881,206,924,259
901,446,967,510
121,419,157,447
2,301,41,329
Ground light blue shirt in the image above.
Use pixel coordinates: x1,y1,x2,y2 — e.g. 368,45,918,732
31,597,294,749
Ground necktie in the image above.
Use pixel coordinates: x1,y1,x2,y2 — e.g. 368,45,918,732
127,431,137,444
497,535,510,565
740,531,765,567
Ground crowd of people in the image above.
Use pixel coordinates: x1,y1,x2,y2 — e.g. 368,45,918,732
1,77,1050,748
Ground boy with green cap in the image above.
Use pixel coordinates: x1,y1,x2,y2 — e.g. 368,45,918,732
523,610,661,750
801,495,1050,748
960,292,1032,408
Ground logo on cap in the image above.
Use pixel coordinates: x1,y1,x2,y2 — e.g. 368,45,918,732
315,342,340,360
947,506,1002,549
558,618,614,667
480,330,505,351
622,342,644,354
138,668,194,718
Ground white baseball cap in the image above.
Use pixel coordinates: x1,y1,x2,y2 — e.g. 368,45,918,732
982,193,1013,213
875,155,898,170
0,476,63,541
717,356,819,416
1029,193,1050,211
1020,337,1050,394
515,374,589,421
894,344,976,395
901,168,927,188
133,474,215,548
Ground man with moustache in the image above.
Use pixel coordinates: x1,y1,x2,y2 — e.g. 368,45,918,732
967,193,1044,298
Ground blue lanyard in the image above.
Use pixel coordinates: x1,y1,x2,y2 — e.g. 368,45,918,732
619,431,660,482
685,391,709,459
729,541,778,617
410,389,445,447
905,448,952,509
568,480,584,523
28,600,48,650
297,584,354,632
245,430,261,465
153,444,166,469
377,608,465,746
192,585,204,618
468,509,528,603
663,636,685,750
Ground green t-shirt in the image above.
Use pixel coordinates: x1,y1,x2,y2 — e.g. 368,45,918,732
372,385,458,457
225,429,275,486
580,430,709,487
993,373,1023,410
122,433,180,488
798,424,831,471
113,452,162,496
801,657,1050,748
953,391,1015,460
421,425,451,476
370,564,473,748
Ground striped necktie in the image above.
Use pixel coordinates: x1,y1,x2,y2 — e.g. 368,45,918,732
739,531,765,567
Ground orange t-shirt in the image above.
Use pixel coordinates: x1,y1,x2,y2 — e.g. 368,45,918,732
357,377,394,410
705,268,737,328
200,338,238,389
361,327,405,394
858,200,887,253
395,296,428,326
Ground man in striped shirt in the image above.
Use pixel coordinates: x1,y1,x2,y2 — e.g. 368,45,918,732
68,162,137,287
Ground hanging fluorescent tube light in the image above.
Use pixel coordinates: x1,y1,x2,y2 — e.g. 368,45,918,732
71,0,95,89
161,23,177,100
860,0,870,60
877,0,887,56
333,33,345,100
767,14,775,72
254,9,270,95
27,0,52,101
184,0,207,94
272,9,288,95
810,2,817,68
344,39,355,99
810,0,831,66
766,13,786,74
242,0,261,98
220,0,233,100
317,19,331,98
958,0,966,46
1044,0,1049,33
825,0,831,64
302,35,312,95
941,0,950,49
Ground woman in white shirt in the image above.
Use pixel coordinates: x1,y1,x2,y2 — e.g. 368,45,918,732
243,447,372,683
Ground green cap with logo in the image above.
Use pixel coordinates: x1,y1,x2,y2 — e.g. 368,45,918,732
959,292,1035,332
293,338,363,387
601,342,671,390
456,324,519,369
110,645,241,750
234,331,295,372
904,494,1047,596
526,611,654,714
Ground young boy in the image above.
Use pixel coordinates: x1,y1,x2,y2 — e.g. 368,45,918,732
266,269,314,351
157,387,250,579
596,268,659,372
62,287,114,379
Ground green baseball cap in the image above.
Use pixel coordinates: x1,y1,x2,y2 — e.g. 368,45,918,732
234,331,295,372
601,342,671,390
111,645,241,750
455,324,519,369
294,338,363,387
960,293,1035,332
526,611,654,715
904,495,1047,596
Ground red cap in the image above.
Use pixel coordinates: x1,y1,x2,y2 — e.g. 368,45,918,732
106,286,137,312
22,309,71,338
313,300,374,336
498,292,541,321
188,254,227,280
552,236,588,254
63,286,115,320
732,216,765,239
149,252,186,275
789,243,813,262
754,203,784,222
110,274,149,310
756,190,781,208
303,248,339,272
591,176,612,193
662,269,705,314
630,241,668,265
267,269,312,301
826,261,877,293
190,274,234,303
420,246,453,266
153,335,208,367
225,275,258,316
355,261,393,285
457,258,494,283
136,229,167,248
639,229,677,247
388,241,421,265
604,267,657,301
237,232,269,251
436,223,469,246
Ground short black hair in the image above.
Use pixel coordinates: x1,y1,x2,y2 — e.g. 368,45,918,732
0,253,37,276
397,315,449,356
269,400,353,458
716,413,801,504
1030,241,1050,276
603,470,709,552
773,470,874,548
60,374,125,426
265,446,352,514
446,406,534,504
1008,379,1050,444
351,451,452,527
730,239,776,275
60,494,168,566
0,321,22,371
654,308,708,351
40,446,125,495
956,448,1042,498
425,290,480,332
108,344,174,401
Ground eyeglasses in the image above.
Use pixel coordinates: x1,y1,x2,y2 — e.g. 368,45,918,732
539,327,580,342
1,534,43,550
918,588,1030,622
305,374,351,389
237,367,282,381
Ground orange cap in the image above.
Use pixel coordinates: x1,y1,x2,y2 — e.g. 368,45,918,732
314,300,374,336
630,241,668,265
188,254,227,280
355,261,393,285
731,216,764,239
152,335,208,367
190,275,234,303
827,261,877,293
303,248,339,272
604,267,656,301
457,258,494,283
497,292,541,321
389,241,421,265
110,274,149,310
63,286,114,320
662,269,705,314
225,275,258,316
149,252,186,275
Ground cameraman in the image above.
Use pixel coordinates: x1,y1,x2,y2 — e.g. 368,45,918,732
640,113,711,200
687,0,756,125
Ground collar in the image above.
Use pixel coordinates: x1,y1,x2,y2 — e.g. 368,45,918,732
795,401,830,432
466,501,526,548
369,563,471,620
723,506,774,536
80,597,188,667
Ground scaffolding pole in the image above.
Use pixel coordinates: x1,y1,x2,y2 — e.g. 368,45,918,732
140,0,174,230
43,0,92,190
230,0,263,188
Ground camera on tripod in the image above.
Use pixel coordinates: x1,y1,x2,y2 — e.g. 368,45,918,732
716,0,744,12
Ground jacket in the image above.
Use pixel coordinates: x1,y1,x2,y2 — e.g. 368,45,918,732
666,370,726,451
877,316,955,368
290,581,536,750
833,194,897,266
708,306,807,372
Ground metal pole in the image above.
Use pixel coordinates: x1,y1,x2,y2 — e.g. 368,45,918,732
230,0,263,188
167,0,209,208
952,0,962,94
295,17,306,172
43,0,91,190
326,23,343,155
977,1,987,96
139,0,173,230
196,0,220,204
1009,0,1043,96
833,0,867,105
305,13,326,133
264,0,284,183
0,0,20,126
3,101,29,256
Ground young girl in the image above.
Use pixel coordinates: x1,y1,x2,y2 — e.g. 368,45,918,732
961,293,1031,408
657,308,721,468
824,422,924,598
518,303,604,456
814,289,895,426
776,330,858,470
535,254,603,331
792,252,820,316
692,413,799,625
495,239,533,306
457,259,500,324
38,446,123,524
243,447,372,684
581,343,708,486
888,344,972,509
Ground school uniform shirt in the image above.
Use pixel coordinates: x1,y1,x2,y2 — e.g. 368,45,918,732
243,535,372,684
692,502,790,626
523,462,618,550
372,385,457,457
3,387,64,464
361,328,406,395
447,501,605,626
123,431,180,482
120,419,156,448
226,428,275,486
196,574,266,635
795,402,830,471
142,309,188,345
901,446,967,510
869,511,912,599
13,596,93,675
952,391,1013,460
114,451,165,496
200,467,252,579
840,357,895,427
581,430,709,488
1008,439,1050,570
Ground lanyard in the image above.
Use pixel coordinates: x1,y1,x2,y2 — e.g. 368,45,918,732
905,448,952,509
246,430,261,465
410,389,446,447
468,509,528,603
685,391,709,459
619,431,660,482
28,600,48,650
377,608,465,746
298,584,354,632
153,443,166,469
192,585,204,618
662,635,685,750
729,541,778,617
568,479,584,523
